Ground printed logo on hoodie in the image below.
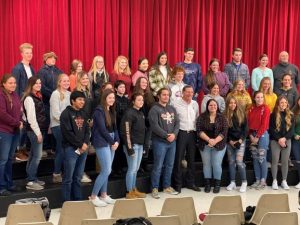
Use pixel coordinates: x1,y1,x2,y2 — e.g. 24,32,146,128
74,116,84,130
161,112,175,124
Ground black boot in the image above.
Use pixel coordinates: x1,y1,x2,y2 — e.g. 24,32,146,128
204,179,211,193
213,179,221,193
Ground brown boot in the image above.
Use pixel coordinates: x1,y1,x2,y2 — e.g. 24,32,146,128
126,190,137,199
133,188,146,198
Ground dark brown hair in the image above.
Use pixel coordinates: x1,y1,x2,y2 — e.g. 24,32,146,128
100,89,116,127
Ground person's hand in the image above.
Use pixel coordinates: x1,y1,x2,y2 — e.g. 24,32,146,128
80,143,88,152
229,140,236,147
19,122,23,129
167,134,175,142
278,138,287,148
252,137,259,145
111,142,119,151
295,135,300,141
208,138,217,147
37,134,43,144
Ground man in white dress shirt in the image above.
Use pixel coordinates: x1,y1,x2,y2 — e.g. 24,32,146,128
172,85,200,192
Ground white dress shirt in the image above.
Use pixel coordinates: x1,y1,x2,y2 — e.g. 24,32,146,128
173,98,199,131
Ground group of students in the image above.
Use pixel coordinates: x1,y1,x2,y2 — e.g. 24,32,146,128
0,43,300,207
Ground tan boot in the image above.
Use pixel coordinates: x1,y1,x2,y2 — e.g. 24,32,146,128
126,190,137,199
133,188,146,198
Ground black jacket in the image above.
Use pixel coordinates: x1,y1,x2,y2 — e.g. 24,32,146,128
120,107,146,155
60,106,90,149
116,95,130,127
37,64,63,106
227,114,248,141
269,111,295,141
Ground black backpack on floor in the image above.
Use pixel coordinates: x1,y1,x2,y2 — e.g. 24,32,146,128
114,217,152,225
15,197,51,220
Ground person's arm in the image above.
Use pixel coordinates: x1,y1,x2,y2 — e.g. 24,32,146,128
201,96,208,113
121,112,135,155
216,115,228,143
148,107,169,138
219,97,226,112
202,77,209,95
244,65,250,89
149,70,160,96
173,108,180,137
285,116,295,140
12,66,21,96
256,106,270,138
251,69,258,91
224,64,233,89
195,64,202,94
24,97,41,136
269,69,274,90
220,72,230,96
49,91,61,123
60,110,84,149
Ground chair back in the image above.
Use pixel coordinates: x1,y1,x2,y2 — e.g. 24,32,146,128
161,197,197,225
203,213,240,225
148,215,181,225
208,195,245,224
249,194,290,225
5,204,45,225
58,201,97,225
259,212,298,225
111,199,148,219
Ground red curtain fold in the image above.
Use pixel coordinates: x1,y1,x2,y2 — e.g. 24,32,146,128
1,0,300,80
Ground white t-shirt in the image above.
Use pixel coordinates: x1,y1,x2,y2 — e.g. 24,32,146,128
24,64,33,79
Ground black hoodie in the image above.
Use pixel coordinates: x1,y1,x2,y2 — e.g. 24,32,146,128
60,105,90,149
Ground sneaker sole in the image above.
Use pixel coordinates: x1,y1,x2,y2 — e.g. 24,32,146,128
26,186,44,191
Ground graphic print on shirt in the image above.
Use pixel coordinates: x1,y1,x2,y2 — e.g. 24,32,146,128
74,116,84,130
161,112,175,124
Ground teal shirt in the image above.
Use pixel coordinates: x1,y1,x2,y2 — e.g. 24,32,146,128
251,67,274,92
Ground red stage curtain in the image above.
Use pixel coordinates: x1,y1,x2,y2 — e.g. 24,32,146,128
1,0,300,80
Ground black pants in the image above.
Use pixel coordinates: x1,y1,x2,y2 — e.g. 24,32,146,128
173,130,196,188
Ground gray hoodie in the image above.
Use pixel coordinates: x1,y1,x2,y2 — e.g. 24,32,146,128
148,102,180,142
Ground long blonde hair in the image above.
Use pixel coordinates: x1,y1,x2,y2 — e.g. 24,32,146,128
56,73,69,101
76,71,91,97
113,55,131,75
231,78,247,95
224,96,245,127
89,56,109,83
273,96,293,132
259,77,274,95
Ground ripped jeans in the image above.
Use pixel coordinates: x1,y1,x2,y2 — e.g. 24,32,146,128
250,131,269,182
227,141,247,182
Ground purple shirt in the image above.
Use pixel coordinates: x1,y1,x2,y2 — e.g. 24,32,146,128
203,71,231,97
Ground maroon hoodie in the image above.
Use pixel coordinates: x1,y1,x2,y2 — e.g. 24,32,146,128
0,89,22,134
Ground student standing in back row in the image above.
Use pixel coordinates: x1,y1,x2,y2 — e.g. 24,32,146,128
224,48,250,89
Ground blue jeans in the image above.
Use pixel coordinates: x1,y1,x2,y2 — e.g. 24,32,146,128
51,126,63,174
26,131,43,181
250,131,269,181
227,142,247,182
62,146,87,201
292,139,300,180
200,145,226,180
123,144,143,191
92,133,115,195
0,132,19,191
151,139,176,189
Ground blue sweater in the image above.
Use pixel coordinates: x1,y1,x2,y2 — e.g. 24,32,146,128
92,106,120,148
176,62,202,93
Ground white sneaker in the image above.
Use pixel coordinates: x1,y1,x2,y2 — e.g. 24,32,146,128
239,182,247,193
272,180,279,190
281,180,290,190
91,196,107,207
226,182,236,191
295,182,300,189
101,195,116,204
81,173,92,183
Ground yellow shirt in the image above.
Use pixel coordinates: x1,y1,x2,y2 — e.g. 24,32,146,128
228,91,252,111
264,93,277,112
